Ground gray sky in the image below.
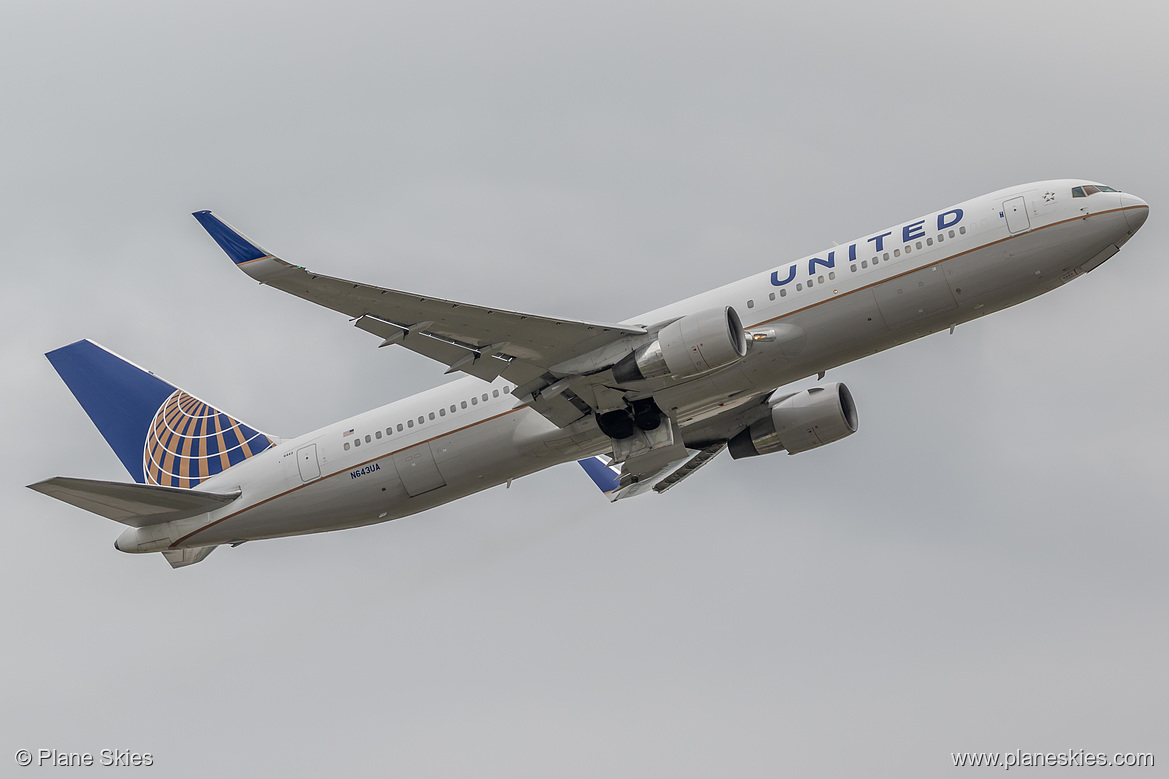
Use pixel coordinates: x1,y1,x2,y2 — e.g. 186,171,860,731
4,1,1167,775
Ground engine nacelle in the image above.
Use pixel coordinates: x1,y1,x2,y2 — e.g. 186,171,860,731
613,306,747,383
728,382,858,458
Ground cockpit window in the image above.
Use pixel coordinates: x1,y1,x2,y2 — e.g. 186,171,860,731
1072,184,1119,198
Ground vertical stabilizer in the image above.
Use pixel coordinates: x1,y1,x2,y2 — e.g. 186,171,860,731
45,340,274,487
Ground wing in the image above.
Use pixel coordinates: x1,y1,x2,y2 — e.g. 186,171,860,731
193,211,647,427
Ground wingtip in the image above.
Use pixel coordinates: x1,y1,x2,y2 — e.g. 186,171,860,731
191,210,269,265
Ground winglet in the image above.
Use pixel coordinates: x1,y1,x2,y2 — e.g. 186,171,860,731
578,455,621,499
191,211,270,265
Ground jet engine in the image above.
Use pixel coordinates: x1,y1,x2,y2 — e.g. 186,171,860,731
612,307,747,384
728,382,858,458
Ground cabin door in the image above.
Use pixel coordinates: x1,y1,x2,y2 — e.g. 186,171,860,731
1003,196,1030,233
297,443,321,482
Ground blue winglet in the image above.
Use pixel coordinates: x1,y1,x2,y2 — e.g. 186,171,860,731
191,211,269,264
579,456,620,494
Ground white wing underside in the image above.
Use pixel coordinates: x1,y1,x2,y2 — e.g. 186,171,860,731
588,442,728,501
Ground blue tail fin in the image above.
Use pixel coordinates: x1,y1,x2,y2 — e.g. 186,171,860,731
46,340,275,488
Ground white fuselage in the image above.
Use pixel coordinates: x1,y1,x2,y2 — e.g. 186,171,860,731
119,180,1147,552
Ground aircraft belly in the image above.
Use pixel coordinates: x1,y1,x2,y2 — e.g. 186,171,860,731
431,412,552,487
187,409,548,546
873,264,958,328
186,470,403,545
392,442,445,497
945,213,1125,307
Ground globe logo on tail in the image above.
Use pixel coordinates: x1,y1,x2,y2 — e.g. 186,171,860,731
143,390,273,488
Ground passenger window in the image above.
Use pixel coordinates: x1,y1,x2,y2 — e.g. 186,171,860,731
429,412,435,420
850,264,857,272
882,252,889,261
769,292,775,300
905,245,912,254
461,401,467,409
417,416,424,424
780,289,787,297
916,241,922,249
375,430,381,439
872,257,879,265
829,272,835,280
482,394,488,402
450,405,456,412
948,230,955,238
959,226,966,235
746,300,754,309
364,435,371,443
493,390,499,397
816,276,824,284
937,234,943,242
893,249,900,257
796,283,803,291
386,427,392,436
472,397,478,405
407,420,414,428
439,408,446,417
926,237,933,246
344,442,351,451
396,423,403,432
354,438,361,446
861,260,868,268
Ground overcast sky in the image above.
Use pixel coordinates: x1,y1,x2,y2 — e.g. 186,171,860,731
3,1,1167,776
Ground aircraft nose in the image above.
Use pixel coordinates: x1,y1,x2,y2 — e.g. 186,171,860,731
1121,192,1149,233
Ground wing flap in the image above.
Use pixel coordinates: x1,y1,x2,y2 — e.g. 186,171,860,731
354,314,512,382
650,443,727,494
28,477,240,527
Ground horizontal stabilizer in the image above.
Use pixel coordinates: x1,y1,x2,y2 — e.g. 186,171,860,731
162,545,218,568
28,476,240,527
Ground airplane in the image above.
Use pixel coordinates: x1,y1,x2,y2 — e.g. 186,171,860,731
29,180,1149,567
